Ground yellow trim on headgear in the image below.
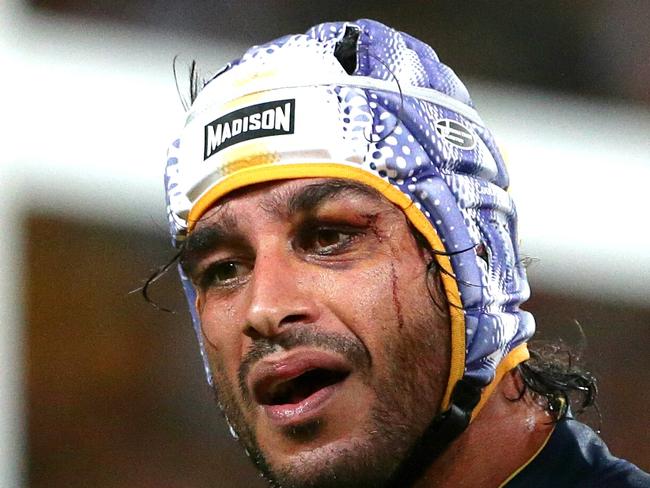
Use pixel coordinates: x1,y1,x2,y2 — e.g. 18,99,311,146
471,343,530,421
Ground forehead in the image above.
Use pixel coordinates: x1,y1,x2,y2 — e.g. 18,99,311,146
193,178,390,231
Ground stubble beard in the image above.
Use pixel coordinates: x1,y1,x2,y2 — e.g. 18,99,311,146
208,310,449,488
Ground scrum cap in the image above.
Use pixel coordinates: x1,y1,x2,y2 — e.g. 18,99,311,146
164,19,535,419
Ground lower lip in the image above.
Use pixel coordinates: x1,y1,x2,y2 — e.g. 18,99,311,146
262,382,343,427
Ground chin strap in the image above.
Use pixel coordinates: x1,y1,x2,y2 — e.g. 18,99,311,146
388,378,482,488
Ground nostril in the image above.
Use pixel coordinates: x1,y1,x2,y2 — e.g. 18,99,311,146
278,313,311,329
243,313,312,339
243,323,264,340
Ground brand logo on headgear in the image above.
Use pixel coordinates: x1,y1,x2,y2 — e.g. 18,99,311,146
204,99,295,159
434,119,477,150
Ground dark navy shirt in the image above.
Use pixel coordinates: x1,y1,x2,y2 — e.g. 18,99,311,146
507,418,650,487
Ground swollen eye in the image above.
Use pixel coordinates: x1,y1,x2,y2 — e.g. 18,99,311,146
316,229,345,247
295,225,359,255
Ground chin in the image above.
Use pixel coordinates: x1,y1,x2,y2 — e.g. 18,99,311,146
262,433,401,488
252,402,415,488
231,366,442,488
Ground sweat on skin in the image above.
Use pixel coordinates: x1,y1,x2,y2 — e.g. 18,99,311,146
181,179,452,487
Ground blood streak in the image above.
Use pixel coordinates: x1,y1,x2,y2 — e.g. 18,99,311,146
389,262,405,330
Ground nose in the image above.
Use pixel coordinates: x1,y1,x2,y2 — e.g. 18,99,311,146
243,245,320,339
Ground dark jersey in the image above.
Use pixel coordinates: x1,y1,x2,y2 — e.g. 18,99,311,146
506,418,650,487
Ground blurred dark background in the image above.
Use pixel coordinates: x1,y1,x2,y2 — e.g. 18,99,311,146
30,0,650,105
18,1,650,487
26,215,650,488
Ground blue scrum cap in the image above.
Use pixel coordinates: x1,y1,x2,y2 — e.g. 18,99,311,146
164,19,535,416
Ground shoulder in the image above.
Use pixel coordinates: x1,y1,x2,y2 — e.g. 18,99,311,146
505,418,650,488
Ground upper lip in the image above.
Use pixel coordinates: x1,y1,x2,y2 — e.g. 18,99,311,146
247,349,351,406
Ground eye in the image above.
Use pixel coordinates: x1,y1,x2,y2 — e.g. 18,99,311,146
316,229,346,248
200,260,250,288
298,226,361,255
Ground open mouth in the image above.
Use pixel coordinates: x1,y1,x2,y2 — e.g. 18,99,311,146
248,351,356,426
256,368,350,406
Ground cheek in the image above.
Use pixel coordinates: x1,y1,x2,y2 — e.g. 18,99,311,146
198,286,247,341
329,255,446,364
319,262,404,350
198,298,246,382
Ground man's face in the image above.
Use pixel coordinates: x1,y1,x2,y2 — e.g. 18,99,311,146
182,178,450,488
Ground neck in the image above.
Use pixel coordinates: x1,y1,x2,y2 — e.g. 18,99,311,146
413,370,555,488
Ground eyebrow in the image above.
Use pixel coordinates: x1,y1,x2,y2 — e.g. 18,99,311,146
284,179,382,217
180,179,384,272
180,209,240,273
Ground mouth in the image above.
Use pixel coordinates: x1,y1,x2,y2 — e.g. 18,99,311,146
258,368,349,405
249,352,351,426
